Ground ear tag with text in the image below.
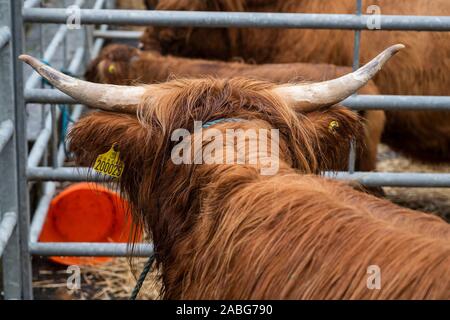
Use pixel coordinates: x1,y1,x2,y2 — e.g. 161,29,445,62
93,144,124,178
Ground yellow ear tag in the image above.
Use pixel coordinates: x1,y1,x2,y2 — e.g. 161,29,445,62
328,120,340,133
108,64,116,74
93,144,124,178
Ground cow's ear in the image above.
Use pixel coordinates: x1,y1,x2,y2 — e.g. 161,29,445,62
305,106,364,171
68,112,151,172
84,56,101,82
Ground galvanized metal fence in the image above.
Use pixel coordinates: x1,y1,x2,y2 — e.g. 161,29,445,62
0,0,449,299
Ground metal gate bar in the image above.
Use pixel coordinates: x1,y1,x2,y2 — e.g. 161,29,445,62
22,9,450,31
23,90,450,111
93,29,143,40
30,242,154,257
26,167,450,188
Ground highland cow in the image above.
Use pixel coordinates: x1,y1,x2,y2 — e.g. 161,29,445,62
85,44,384,172
20,45,450,299
140,0,450,163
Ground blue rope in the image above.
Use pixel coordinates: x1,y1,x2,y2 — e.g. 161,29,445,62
130,254,155,300
58,104,75,157
202,118,243,128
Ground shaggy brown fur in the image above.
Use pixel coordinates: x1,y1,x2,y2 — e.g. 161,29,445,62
140,0,450,163
116,0,147,10
85,44,384,172
144,0,158,10
68,78,450,299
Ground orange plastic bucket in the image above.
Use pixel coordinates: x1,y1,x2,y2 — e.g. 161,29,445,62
39,183,136,266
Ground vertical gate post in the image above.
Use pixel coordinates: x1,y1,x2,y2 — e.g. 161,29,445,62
10,0,33,299
347,0,363,173
0,0,21,300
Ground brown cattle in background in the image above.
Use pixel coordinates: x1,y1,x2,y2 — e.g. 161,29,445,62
140,0,450,163
116,0,157,10
21,51,450,299
85,44,384,172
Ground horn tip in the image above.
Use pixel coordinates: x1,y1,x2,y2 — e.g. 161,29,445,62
19,54,43,70
390,43,405,54
18,54,32,63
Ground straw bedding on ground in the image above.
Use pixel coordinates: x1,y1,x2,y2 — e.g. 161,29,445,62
33,257,161,299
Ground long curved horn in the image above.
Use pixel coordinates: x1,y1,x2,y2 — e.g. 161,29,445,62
19,55,145,113
274,44,405,112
